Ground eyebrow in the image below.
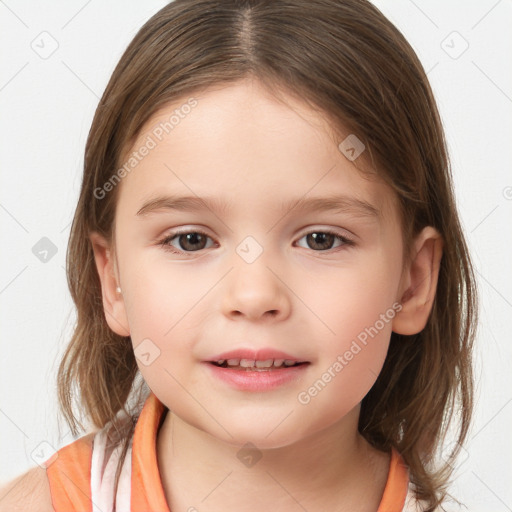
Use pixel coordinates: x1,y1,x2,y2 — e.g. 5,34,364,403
136,194,380,219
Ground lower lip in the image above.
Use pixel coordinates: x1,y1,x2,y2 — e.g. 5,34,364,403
203,362,310,391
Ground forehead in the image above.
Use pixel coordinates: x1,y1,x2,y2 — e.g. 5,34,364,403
115,78,399,224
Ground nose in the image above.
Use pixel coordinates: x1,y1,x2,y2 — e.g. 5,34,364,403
221,252,291,322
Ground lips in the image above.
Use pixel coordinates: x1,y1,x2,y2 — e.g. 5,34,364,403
204,349,311,391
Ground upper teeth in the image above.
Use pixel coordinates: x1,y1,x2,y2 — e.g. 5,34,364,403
216,358,298,368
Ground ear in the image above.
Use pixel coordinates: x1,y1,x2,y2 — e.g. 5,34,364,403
89,231,130,337
392,226,444,335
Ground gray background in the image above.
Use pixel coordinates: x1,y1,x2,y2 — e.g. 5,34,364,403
1,1,511,510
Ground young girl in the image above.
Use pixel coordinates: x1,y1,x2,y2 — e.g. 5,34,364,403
0,0,478,510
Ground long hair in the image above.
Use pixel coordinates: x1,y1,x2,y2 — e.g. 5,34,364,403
57,1,478,509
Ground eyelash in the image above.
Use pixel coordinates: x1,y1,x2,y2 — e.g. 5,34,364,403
157,228,355,256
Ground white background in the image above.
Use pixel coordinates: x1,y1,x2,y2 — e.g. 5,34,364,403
0,1,511,510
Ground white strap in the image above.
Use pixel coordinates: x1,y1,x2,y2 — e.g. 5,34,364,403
90,425,132,511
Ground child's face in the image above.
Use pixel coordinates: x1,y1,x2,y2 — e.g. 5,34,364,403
109,78,408,448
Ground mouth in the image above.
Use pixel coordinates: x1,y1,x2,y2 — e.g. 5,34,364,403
209,359,310,371
204,351,311,391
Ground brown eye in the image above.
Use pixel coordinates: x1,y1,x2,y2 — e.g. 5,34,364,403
176,232,208,251
159,230,214,253
306,232,336,250
296,230,354,252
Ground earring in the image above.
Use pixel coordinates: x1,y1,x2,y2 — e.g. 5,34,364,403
116,286,122,294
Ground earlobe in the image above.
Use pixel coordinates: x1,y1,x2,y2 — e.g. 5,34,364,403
89,231,130,337
392,227,444,335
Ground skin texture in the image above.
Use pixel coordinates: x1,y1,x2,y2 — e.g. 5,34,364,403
0,466,54,512
90,77,443,511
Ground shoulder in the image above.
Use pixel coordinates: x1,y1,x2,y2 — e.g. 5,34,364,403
0,432,97,512
0,466,54,512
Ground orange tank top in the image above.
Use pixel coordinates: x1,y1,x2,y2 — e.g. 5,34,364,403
45,391,412,511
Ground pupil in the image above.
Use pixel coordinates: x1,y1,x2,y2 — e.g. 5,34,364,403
181,233,206,251
308,232,334,250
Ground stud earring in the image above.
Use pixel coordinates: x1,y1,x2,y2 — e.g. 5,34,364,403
116,286,122,294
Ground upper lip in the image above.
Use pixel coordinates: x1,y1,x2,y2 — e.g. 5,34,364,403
206,348,309,363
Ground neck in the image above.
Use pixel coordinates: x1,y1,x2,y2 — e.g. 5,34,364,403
156,406,390,512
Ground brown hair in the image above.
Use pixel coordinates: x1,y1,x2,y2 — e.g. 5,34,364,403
57,0,478,509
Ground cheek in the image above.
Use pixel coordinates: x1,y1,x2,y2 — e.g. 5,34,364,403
294,265,398,406
120,257,210,388
302,260,399,344
121,255,209,336
296,312,393,427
